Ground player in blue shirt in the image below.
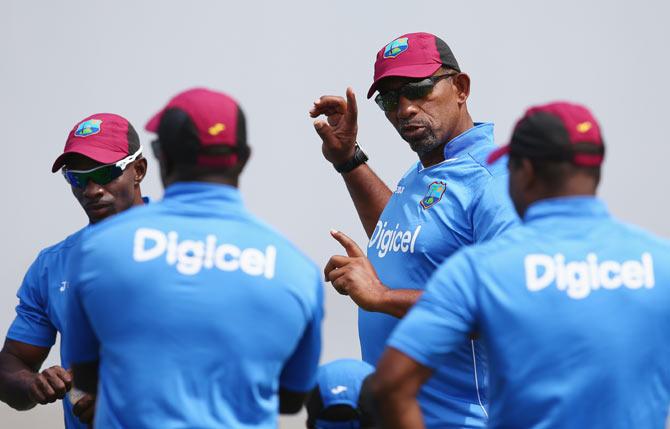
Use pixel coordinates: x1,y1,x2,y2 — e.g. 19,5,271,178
369,102,670,428
312,32,518,427
64,88,324,428
0,113,148,428
305,359,376,429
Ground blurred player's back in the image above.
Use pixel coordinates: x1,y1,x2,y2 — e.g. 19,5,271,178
70,184,323,428
384,102,670,429
64,88,323,429
470,200,670,428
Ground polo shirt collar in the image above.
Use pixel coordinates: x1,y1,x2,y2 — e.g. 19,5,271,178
524,196,609,223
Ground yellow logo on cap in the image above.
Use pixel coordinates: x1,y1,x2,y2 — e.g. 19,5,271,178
208,123,226,136
576,121,592,133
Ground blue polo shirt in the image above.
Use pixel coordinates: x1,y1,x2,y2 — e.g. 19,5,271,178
7,229,88,429
363,123,519,428
64,182,323,429
390,197,670,428
6,196,149,429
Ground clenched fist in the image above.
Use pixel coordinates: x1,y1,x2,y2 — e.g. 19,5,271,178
28,366,72,404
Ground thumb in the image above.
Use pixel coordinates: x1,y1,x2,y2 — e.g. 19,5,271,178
330,229,365,257
345,87,358,123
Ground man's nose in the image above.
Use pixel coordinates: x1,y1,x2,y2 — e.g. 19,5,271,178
396,95,419,119
82,179,104,199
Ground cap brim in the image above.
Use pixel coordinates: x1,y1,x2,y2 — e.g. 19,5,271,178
313,418,359,429
321,396,358,409
486,145,510,165
51,147,128,173
366,63,442,98
144,108,165,133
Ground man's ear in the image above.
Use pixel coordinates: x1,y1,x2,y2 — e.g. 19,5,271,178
233,146,252,176
133,158,148,185
520,158,537,192
452,72,471,104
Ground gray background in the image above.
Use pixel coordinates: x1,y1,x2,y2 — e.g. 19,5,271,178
2,0,669,427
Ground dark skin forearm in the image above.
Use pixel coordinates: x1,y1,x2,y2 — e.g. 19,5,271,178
367,348,433,429
1,339,95,425
310,88,392,238
0,350,39,410
379,391,425,429
0,340,49,410
341,164,392,238
376,288,422,318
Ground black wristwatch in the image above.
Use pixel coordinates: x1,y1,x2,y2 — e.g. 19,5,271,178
334,144,368,173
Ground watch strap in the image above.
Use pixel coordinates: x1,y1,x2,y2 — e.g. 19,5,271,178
335,144,368,173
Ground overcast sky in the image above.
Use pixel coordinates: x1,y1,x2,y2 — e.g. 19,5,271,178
2,0,669,427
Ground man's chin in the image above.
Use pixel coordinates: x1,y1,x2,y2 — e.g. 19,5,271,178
406,140,442,156
87,207,116,224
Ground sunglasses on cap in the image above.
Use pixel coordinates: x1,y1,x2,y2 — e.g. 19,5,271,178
374,73,457,112
62,146,143,189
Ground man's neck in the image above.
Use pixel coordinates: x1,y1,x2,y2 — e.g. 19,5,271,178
132,190,146,206
166,175,239,188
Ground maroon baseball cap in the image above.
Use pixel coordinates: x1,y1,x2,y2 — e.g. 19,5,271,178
487,102,605,167
367,32,461,99
51,113,140,172
145,88,246,167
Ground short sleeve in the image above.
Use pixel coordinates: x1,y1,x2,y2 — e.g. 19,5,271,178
279,270,324,393
472,173,519,243
387,251,479,369
6,257,57,347
63,237,100,364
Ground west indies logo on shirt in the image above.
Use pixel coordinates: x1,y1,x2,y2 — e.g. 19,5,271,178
420,181,446,209
74,119,102,137
383,37,409,58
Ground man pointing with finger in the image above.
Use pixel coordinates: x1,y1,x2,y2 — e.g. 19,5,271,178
311,32,518,427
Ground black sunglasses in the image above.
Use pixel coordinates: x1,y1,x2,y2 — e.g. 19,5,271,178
374,73,457,112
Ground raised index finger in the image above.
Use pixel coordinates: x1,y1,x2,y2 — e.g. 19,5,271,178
330,230,365,258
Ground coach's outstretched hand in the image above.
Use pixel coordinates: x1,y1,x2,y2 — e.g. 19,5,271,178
325,230,388,312
28,365,72,404
310,88,359,166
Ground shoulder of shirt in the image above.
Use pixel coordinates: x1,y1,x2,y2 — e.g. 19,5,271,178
457,224,534,265
397,162,420,183
463,215,670,257
415,146,507,182
462,144,508,179
34,226,88,259
607,217,670,249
